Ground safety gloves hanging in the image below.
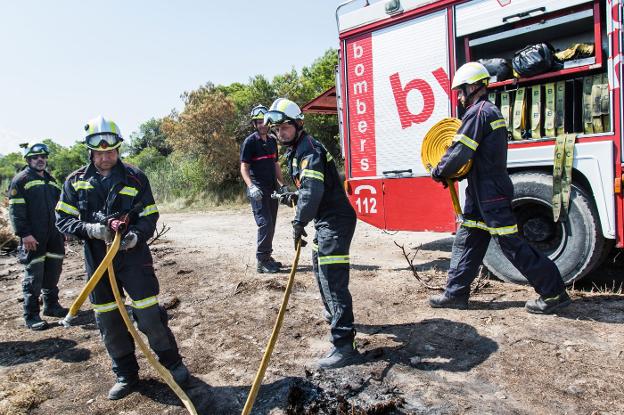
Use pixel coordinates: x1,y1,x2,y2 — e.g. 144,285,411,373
120,231,138,251
85,223,113,242
248,184,263,201
292,221,307,249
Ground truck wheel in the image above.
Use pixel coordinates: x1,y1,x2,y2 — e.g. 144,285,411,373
483,172,606,285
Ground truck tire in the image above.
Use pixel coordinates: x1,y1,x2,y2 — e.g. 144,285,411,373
482,172,606,285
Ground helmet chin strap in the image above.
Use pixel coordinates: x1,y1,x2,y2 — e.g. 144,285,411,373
462,83,486,107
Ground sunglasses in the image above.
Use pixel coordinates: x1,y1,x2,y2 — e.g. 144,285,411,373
29,154,48,160
86,133,121,149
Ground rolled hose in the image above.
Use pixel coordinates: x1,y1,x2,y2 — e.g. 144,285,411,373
421,118,470,216
421,117,472,178
61,232,197,414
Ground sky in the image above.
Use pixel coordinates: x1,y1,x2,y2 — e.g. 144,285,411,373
0,1,349,155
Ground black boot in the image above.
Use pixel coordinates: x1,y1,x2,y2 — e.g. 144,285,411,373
257,260,279,274
24,315,48,331
43,302,68,318
429,292,469,309
525,291,571,314
268,257,282,268
169,361,190,386
107,375,139,400
316,344,359,369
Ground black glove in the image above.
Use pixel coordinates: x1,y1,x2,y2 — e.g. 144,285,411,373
292,221,308,249
430,168,448,188
280,192,298,207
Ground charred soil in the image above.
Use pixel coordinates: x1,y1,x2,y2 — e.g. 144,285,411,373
1,209,623,415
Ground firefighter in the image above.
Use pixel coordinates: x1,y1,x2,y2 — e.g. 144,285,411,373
429,62,571,314
55,116,190,400
8,143,66,330
240,104,287,273
264,98,359,368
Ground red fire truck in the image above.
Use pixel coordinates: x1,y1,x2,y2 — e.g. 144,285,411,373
333,0,623,284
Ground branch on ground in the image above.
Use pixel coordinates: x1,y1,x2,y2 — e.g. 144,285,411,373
394,241,444,291
472,266,491,294
148,223,171,246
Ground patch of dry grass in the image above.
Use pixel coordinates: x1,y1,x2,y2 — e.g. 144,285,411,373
0,373,52,415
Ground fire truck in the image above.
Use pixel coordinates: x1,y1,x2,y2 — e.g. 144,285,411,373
332,0,623,284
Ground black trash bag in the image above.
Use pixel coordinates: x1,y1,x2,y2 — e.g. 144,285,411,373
512,43,563,78
478,58,513,82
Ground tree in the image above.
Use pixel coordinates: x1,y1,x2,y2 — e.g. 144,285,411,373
162,84,241,188
43,139,89,182
127,118,171,157
0,152,25,182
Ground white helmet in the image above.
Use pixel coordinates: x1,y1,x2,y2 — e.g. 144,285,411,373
264,98,304,126
84,115,123,151
451,62,490,90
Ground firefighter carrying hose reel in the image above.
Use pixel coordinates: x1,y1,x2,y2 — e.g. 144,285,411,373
424,62,571,314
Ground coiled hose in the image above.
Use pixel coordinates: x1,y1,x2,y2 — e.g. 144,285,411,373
421,118,471,217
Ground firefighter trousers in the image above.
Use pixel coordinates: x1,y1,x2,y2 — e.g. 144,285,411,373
250,190,278,262
20,232,64,318
445,207,565,298
88,262,181,377
311,217,357,348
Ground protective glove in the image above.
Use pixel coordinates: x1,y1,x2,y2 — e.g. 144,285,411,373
292,221,308,250
430,168,448,188
248,184,263,201
280,192,298,207
120,231,138,251
279,184,289,194
85,223,113,242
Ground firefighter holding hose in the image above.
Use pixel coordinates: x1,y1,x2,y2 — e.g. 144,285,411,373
264,98,359,368
55,116,190,400
429,62,571,314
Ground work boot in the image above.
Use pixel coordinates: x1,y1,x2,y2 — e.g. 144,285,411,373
268,257,282,268
316,344,359,369
525,291,571,314
107,375,139,400
43,302,68,318
24,315,48,331
257,260,279,274
429,292,469,309
169,361,190,386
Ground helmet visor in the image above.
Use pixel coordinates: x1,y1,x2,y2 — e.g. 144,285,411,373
86,133,122,150
250,106,267,120
24,143,50,157
263,110,292,126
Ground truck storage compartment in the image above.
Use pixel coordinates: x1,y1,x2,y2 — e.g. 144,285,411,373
455,0,593,37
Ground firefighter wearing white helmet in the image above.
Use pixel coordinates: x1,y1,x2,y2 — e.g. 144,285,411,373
56,116,191,400
429,63,570,314
265,97,359,369
240,104,287,273
8,142,66,330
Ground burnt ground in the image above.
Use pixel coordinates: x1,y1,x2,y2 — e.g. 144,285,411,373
1,209,623,415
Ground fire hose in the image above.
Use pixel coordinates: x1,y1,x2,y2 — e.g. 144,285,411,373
421,117,472,219
241,193,302,415
60,219,197,415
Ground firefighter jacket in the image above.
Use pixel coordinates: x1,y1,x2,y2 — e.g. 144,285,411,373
55,160,159,271
286,132,356,227
8,166,62,239
433,95,513,213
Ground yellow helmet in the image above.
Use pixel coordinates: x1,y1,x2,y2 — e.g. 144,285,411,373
451,62,490,90
84,115,123,151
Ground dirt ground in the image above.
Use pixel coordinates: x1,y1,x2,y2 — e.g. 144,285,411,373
1,208,623,415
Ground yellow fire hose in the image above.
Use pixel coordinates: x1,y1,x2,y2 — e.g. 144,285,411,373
61,231,197,414
60,233,122,327
241,239,303,415
421,117,472,218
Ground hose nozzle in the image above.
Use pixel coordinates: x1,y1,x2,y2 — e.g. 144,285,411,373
59,313,76,328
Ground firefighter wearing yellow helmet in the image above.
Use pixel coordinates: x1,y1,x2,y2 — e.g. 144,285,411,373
240,104,287,273
429,62,570,314
265,98,359,369
56,116,191,400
